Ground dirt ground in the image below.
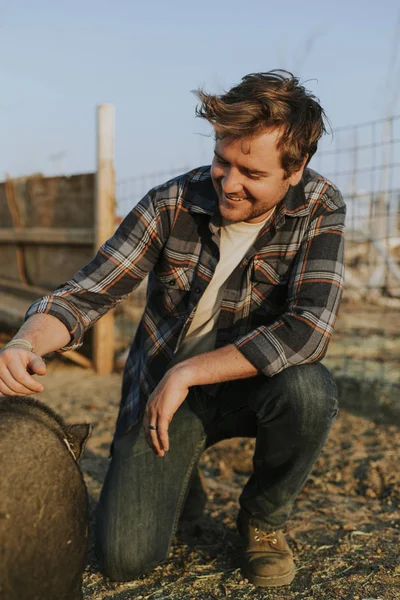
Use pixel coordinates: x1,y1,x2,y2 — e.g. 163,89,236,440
19,350,397,600
1,299,400,600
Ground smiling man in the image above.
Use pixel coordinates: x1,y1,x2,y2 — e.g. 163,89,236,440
212,131,304,224
0,71,345,588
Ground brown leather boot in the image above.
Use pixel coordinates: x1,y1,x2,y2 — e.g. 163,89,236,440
237,510,295,587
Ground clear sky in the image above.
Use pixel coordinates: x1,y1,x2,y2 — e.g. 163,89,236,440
0,0,399,182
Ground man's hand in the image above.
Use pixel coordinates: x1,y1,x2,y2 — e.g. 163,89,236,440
0,347,46,396
143,344,257,457
143,369,190,457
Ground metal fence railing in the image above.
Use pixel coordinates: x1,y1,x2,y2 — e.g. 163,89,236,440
114,115,400,391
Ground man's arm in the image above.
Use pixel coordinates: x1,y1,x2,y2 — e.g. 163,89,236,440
25,188,167,353
0,186,172,396
12,313,71,355
144,343,257,456
234,190,346,376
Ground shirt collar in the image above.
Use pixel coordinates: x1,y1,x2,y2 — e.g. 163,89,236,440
281,176,310,216
185,175,221,236
186,174,218,217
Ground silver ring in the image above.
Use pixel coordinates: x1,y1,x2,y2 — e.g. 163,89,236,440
148,425,157,431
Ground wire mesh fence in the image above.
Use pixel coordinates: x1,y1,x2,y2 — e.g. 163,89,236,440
313,114,400,298
114,115,400,391
117,167,191,218
311,115,400,388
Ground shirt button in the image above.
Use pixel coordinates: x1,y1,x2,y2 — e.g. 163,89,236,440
168,280,176,286
194,287,201,294
241,259,248,266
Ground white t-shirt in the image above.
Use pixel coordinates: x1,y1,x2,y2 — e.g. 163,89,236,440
172,209,274,364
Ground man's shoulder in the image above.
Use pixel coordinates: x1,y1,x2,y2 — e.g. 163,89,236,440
151,165,216,215
303,168,345,212
153,165,212,196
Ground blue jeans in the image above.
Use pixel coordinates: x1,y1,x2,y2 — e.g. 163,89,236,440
95,363,338,581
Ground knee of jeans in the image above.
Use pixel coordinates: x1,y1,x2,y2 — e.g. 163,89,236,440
256,363,339,424
287,364,339,426
95,521,166,582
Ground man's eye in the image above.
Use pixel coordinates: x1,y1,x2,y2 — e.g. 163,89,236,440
247,173,261,180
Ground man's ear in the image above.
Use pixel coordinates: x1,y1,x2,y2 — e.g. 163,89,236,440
288,155,308,186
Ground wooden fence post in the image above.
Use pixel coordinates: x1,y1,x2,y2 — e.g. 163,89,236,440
93,104,116,375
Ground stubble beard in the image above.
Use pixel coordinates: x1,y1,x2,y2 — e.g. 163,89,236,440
217,183,290,224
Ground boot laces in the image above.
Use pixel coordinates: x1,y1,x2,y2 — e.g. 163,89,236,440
254,527,278,545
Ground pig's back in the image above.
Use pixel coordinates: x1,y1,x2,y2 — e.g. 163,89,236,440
0,413,88,600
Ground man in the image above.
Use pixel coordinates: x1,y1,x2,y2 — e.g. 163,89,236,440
0,71,345,588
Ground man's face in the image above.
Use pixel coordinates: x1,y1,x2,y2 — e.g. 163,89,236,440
211,129,306,224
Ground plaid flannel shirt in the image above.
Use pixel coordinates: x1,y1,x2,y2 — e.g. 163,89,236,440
26,166,346,436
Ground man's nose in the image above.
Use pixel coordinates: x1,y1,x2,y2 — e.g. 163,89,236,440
222,167,243,194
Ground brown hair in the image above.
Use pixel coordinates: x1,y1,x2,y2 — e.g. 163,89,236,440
195,70,329,177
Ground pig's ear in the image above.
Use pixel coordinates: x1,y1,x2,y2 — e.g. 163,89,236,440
66,423,92,461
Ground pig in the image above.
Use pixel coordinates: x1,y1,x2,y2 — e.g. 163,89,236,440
0,396,91,600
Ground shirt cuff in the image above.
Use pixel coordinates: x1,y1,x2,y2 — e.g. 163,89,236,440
234,325,288,377
25,296,86,351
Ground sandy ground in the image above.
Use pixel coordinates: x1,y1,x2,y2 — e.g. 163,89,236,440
27,354,400,600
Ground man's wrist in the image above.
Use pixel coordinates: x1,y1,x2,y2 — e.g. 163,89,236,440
168,361,197,388
2,339,35,353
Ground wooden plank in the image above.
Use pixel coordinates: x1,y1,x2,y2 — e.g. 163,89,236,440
93,105,116,375
4,177,29,285
62,350,93,369
0,290,33,330
0,277,50,300
0,228,94,245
